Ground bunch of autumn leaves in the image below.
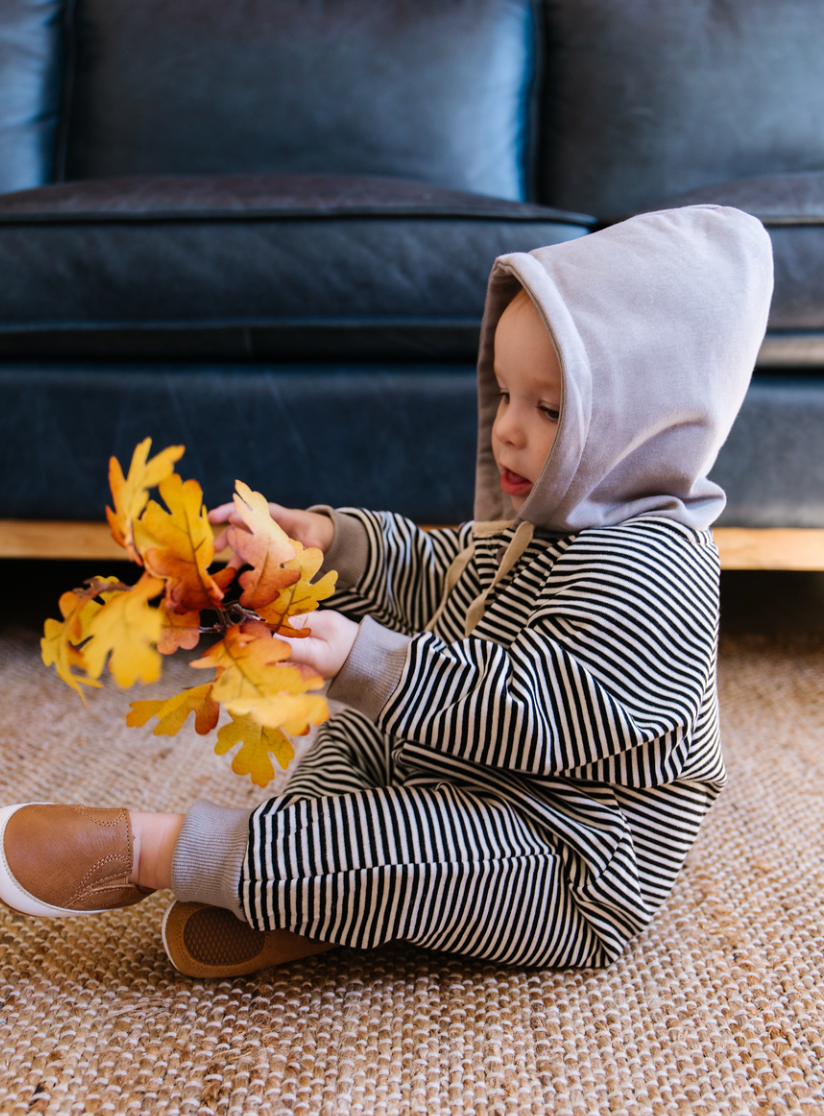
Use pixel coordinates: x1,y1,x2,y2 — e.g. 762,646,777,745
41,439,337,786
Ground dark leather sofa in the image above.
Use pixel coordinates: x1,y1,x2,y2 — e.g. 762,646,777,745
2,0,823,528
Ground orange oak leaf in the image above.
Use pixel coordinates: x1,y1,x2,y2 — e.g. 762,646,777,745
127,682,220,736
214,712,295,786
212,565,237,592
136,473,226,613
256,540,337,637
158,606,201,654
106,438,184,562
82,576,132,601
226,481,299,610
83,573,165,688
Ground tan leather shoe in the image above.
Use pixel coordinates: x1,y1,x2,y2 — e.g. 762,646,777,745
162,901,335,978
0,803,154,917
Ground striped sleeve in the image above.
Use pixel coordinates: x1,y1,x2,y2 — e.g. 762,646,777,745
379,522,719,781
326,509,472,635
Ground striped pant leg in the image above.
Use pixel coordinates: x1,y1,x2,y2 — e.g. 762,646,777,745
283,707,400,798
241,774,605,968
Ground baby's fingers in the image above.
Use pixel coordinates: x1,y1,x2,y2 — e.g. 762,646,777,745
208,502,234,523
276,632,321,671
211,512,246,556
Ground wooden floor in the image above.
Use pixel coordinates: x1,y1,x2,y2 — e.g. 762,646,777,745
2,520,824,569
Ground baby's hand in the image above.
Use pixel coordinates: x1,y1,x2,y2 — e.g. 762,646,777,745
209,501,335,565
278,610,358,679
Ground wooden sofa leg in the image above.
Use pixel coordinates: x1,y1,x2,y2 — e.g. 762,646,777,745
0,520,234,562
712,529,824,571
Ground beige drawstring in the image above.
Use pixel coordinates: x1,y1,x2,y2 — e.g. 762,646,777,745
425,520,535,637
424,542,475,633
463,520,534,636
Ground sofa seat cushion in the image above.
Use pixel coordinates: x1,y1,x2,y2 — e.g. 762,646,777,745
640,173,824,366
0,174,591,361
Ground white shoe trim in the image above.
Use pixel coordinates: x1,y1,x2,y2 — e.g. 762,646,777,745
161,899,189,972
0,803,112,917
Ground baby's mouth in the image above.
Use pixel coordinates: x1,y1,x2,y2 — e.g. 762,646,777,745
499,468,533,496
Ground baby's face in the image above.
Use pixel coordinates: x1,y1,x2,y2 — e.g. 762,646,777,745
491,291,562,512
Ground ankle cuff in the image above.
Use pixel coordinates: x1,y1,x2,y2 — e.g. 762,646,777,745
171,799,251,920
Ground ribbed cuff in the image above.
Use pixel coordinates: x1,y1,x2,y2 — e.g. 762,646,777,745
171,799,251,921
327,615,412,721
308,506,369,588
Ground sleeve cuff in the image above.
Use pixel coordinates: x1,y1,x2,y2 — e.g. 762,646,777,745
308,506,370,588
327,615,412,721
171,799,252,920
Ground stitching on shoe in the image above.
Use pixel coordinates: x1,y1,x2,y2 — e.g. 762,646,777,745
68,854,133,903
74,805,125,829
66,808,135,905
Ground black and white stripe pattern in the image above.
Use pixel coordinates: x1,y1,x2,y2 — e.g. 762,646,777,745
241,511,724,967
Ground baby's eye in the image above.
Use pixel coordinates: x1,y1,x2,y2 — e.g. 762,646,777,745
497,390,510,403
540,405,560,422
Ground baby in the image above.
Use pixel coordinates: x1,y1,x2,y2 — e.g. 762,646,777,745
0,206,773,978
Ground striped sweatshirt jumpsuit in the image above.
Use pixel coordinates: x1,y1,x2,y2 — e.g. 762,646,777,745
239,508,725,968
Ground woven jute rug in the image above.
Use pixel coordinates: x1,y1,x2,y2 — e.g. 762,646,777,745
1,624,823,1116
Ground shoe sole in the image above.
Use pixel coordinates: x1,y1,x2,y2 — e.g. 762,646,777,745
0,802,118,918
162,900,335,978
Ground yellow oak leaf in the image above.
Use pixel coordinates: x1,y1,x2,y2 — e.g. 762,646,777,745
190,621,291,696
255,539,337,636
40,575,128,700
41,590,103,701
190,622,326,729
137,473,226,613
127,682,220,736
106,438,184,562
83,573,165,688
214,712,295,786
227,481,299,610
157,606,201,654
224,682,328,734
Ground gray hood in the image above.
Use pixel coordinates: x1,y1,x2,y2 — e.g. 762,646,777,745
475,205,774,533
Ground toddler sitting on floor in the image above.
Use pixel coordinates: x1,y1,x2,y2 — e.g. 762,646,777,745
0,205,772,977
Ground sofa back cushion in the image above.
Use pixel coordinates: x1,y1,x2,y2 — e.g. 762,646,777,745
0,0,63,192
541,0,824,216
60,0,537,202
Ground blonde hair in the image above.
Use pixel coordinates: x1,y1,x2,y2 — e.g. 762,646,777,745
506,287,533,313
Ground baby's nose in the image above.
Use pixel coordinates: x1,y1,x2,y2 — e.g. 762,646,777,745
494,411,524,445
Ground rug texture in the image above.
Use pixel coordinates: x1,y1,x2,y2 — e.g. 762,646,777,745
0,626,822,1116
